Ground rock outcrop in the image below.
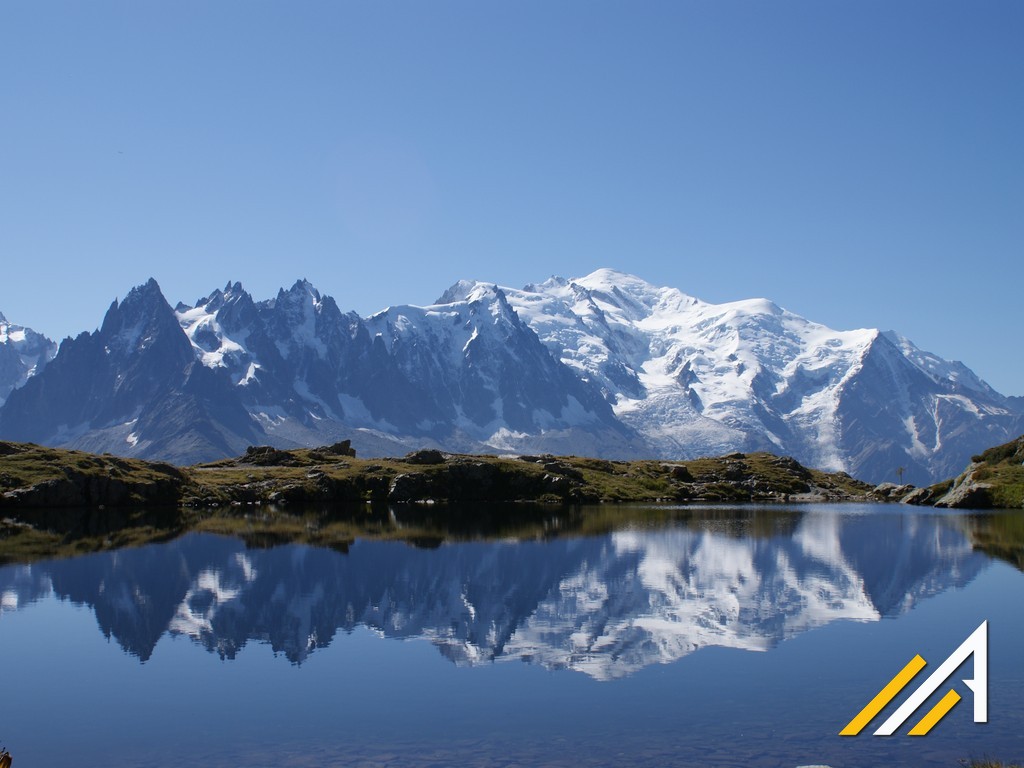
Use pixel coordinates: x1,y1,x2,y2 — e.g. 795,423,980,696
931,463,995,509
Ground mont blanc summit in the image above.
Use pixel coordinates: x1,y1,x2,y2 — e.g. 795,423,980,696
494,269,1023,484
0,270,1019,483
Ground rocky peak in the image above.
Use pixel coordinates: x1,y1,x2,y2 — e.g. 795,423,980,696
434,279,480,305
277,278,321,305
522,275,569,293
0,313,57,407
98,278,185,357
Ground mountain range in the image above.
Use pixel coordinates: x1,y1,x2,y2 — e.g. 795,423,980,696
1,270,1020,484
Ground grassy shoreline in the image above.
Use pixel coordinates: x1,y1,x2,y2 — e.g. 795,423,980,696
0,440,873,510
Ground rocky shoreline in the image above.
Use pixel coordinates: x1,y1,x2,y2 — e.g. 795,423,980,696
0,440,878,512
2,436,1021,517
871,434,1024,510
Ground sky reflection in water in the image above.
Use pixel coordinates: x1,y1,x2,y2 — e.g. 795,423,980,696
1,503,1022,767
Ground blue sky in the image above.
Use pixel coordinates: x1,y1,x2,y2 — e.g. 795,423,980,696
1,1,1021,394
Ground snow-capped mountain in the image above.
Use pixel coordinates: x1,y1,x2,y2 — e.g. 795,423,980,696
467,269,1020,484
173,278,632,456
0,270,1019,481
0,511,985,676
0,278,631,463
0,280,263,462
0,312,55,407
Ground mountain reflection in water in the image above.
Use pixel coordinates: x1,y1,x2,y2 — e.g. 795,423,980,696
0,506,986,680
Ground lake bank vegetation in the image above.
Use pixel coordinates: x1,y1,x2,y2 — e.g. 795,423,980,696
0,439,873,510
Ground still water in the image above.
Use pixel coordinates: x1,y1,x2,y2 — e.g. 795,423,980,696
1,503,1022,767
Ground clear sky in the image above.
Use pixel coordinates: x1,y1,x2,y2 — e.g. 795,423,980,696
1,1,1021,394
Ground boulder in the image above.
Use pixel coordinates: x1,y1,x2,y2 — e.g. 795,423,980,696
900,487,934,505
404,449,446,465
661,464,694,482
935,480,994,509
934,464,994,509
322,440,356,457
873,482,915,500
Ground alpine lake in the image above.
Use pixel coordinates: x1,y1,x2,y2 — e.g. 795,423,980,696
1,502,1022,768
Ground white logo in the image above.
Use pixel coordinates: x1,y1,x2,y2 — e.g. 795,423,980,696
840,620,987,737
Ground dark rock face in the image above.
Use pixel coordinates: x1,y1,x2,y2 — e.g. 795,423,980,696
1,463,185,509
4,288,156,436
0,280,266,464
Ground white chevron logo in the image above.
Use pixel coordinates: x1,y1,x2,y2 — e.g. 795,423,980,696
840,621,988,737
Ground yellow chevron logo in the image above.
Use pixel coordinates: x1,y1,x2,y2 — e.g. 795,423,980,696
840,621,987,737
